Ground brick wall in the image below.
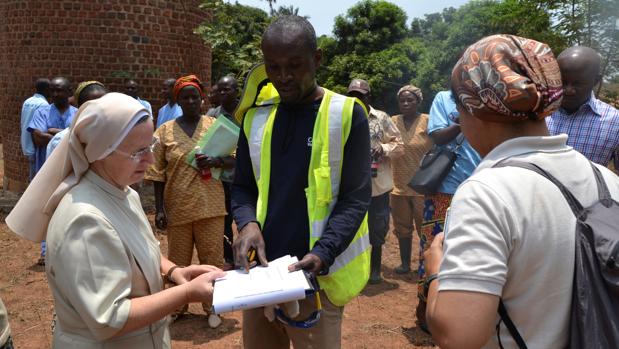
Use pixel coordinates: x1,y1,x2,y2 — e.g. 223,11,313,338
0,0,212,192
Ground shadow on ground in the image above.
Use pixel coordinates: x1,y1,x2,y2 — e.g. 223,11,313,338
170,314,241,345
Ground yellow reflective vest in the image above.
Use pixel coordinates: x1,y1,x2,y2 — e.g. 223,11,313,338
242,88,371,306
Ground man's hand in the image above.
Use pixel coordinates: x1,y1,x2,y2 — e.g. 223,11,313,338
155,211,167,230
233,222,268,272
196,154,223,170
424,232,445,276
172,265,223,285
288,253,324,276
371,144,384,160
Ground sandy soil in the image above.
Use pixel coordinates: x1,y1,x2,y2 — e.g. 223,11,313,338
0,198,436,348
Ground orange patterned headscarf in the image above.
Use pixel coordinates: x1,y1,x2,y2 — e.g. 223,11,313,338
451,34,563,123
173,75,204,100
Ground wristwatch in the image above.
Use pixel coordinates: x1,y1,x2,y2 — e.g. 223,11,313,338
423,273,439,300
165,265,181,285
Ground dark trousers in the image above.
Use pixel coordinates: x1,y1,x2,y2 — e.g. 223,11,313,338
368,191,391,246
1,337,14,349
222,181,234,263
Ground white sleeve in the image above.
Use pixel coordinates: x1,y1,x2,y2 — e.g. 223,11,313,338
438,179,516,296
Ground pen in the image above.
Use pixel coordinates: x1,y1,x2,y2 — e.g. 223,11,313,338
240,248,257,271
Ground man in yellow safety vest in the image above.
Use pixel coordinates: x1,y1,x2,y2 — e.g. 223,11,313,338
231,15,372,349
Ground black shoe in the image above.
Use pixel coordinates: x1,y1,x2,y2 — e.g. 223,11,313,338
395,237,412,274
368,271,383,284
394,264,410,274
369,245,383,284
417,320,431,335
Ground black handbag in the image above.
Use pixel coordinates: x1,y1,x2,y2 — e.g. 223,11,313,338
408,134,464,195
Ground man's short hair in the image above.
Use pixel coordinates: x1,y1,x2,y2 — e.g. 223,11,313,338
262,15,317,53
51,76,71,90
35,78,50,94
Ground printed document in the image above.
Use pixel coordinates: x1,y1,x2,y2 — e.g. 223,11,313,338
212,255,312,314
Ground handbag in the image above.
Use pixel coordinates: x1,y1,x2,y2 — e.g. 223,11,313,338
408,134,464,195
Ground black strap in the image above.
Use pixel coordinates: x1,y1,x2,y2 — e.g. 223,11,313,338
453,133,465,151
590,163,613,206
497,300,528,349
492,159,589,349
494,159,587,220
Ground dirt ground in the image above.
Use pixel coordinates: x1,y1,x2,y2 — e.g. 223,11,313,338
0,143,435,348
0,214,436,349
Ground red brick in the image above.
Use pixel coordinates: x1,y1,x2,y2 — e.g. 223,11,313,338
0,0,211,192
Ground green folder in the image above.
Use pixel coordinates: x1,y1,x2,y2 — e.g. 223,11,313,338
187,115,240,181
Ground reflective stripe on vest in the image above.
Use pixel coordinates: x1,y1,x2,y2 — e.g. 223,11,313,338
243,89,370,305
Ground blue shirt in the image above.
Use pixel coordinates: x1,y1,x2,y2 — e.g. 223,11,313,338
46,128,69,159
20,93,49,157
547,93,619,169
156,102,183,128
28,104,77,175
137,98,153,116
427,91,481,194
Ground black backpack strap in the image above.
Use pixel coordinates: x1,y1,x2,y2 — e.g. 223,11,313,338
497,299,528,349
492,159,587,349
589,163,613,207
493,159,586,220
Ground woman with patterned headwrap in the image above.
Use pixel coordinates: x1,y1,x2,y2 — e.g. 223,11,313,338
145,75,231,328
422,34,619,348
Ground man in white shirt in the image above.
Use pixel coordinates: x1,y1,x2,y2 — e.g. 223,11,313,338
347,78,403,284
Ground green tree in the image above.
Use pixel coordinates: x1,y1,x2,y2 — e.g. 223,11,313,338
553,0,619,89
196,0,270,83
320,0,568,113
197,1,311,83
332,0,408,54
409,0,567,110
318,0,414,113
270,5,307,18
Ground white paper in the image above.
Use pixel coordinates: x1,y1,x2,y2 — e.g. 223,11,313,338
212,255,312,314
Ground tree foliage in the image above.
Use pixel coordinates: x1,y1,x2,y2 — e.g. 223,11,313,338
197,0,618,108
320,0,582,113
318,0,413,113
196,0,270,83
197,1,309,83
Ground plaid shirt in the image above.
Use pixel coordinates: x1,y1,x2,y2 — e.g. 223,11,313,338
547,93,619,168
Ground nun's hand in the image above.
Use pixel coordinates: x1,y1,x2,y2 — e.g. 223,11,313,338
184,270,226,304
173,265,223,285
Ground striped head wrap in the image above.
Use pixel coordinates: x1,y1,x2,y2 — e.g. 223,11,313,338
74,81,105,102
397,85,423,103
451,34,563,123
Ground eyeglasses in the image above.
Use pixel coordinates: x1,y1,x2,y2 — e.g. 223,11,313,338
114,138,158,162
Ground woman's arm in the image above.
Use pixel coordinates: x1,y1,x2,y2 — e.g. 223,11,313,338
113,269,223,338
